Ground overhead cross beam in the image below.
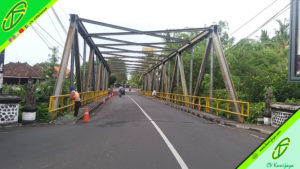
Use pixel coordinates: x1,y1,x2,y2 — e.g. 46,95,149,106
107,59,156,64
98,46,174,54
95,41,183,46
80,17,189,42
103,53,167,58
109,63,150,67
89,27,211,36
94,36,176,51
104,56,162,61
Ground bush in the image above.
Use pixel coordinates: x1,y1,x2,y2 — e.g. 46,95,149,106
284,98,300,105
246,102,265,123
36,102,51,122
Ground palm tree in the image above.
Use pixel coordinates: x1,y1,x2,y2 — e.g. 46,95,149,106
273,19,289,49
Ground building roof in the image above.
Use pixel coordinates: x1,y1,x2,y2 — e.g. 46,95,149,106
53,66,70,78
4,62,42,79
54,66,70,75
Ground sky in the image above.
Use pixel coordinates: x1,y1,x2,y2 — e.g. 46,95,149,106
4,0,290,67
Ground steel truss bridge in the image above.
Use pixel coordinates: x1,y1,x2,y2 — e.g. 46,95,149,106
52,14,247,122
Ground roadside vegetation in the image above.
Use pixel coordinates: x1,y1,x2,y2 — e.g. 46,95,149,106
3,48,70,122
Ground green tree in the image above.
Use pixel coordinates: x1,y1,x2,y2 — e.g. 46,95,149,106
109,75,117,86
128,73,142,87
107,57,127,84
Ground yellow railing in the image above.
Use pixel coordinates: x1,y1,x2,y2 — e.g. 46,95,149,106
141,91,250,123
49,90,108,120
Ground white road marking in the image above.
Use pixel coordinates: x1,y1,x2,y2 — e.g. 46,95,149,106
128,95,189,169
248,133,265,140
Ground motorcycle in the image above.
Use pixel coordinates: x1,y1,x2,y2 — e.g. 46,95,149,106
119,89,122,97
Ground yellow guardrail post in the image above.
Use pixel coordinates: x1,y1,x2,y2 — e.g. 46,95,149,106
51,97,56,120
206,98,209,112
198,98,201,111
216,101,219,116
60,97,64,113
226,102,230,119
241,104,244,123
192,97,195,109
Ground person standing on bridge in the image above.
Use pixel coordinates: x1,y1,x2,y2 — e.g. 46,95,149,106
70,86,81,117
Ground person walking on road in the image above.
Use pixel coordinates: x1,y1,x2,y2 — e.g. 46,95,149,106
108,87,111,95
70,86,81,117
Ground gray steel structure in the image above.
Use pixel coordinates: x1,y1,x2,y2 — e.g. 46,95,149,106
54,14,241,121
289,0,300,81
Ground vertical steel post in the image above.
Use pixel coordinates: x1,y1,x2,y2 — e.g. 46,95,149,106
0,50,4,94
84,48,94,92
70,43,75,89
82,40,86,90
194,38,212,96
212,27,240,119
163,63,168,92
177,53,188,96
170,56,178,93
96,60,102,91
105,68,107,90
176,56,179,94
189,47,194,105
145,75,148,91
103,67,106,90
209,44,214,113
168,61,170,93
53,15,76,113
91,55,95,91
99,62,103,90
101,65,105,90
144,75,146,91
159,64,164,92
148,73,151,91
74,28,82,92
69,41,75,112
151,69,155,91
106,70,109,90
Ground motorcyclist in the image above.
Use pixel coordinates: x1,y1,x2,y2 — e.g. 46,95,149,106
122,86,125,95
118,86,123,97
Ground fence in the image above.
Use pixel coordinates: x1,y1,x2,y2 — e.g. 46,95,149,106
49,90,108,120
141,91,250,123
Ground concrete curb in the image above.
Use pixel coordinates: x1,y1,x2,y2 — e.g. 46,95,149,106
51,96,110,125
142,95,276,135
74,96,110,123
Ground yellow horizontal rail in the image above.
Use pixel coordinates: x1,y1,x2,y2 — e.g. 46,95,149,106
49,90,108,120
141,91,250,123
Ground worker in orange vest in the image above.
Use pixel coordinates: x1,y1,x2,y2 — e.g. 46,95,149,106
70,86,81,117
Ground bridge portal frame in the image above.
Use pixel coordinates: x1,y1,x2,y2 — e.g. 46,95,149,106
53,14,240,121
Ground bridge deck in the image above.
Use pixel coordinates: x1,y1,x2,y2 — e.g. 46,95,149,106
0,92,265,169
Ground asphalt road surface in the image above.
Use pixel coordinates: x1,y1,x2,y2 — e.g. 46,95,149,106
0,92,266,169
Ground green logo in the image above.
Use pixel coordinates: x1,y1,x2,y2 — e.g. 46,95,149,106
272,137,290,160
2,1,28,32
